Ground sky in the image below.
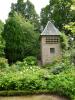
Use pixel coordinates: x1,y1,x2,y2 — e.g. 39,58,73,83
0,0,49,22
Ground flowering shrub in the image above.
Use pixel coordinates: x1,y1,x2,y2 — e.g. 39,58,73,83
0,59,75,100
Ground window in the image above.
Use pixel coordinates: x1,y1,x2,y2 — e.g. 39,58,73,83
46,36,59,44
50,48,55,53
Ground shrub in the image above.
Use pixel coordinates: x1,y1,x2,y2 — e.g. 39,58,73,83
70,49,75,65
60,32,69,50
0,66,75,99
24,56,38,65
0,57,8,69
0,57,75,99
51,66,65,74
44,52,73,75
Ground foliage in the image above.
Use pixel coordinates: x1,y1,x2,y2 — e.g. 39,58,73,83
0,63,48,91
10,0,40,32
70,50,75,65
64,22,75,36
0,60,75,99
60,33,69,50
40,5,50,28
3,12,39,63
63,50,74,66
0,0,75,99
0,57,8,69
0,20,4,34
46,69,75,100
40,0,75,30
23,56,38,65
64,22,75,64
11,0,24,16
0,20,5,57
43,53,72,74
64,22,75,48
23,0,40,32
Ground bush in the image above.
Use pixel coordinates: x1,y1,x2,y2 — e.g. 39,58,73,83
60,33,69,50
24,56,38,65
43,52,73,75
51,66,65,74
0,57,75,99
0,66,75,99
70,49,75,65
0,64,48,90
0,57,8,69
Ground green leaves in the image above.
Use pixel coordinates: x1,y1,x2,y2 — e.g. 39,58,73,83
0,20,5,57
23,56,38,66
10,0,40,32
3,12,39,63
40,0,74,30
0,63,75,99
65,22,75,36
60,32,69,49
0,57,75,99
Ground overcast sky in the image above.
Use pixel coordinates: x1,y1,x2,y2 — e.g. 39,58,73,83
0,0,49,22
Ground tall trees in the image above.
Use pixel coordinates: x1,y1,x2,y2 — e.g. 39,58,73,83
3,12,39,63
11,0,25,16
10,0,40,32
15,0,24,15
24,0,40,31
40,0,75,30
40,5,50,28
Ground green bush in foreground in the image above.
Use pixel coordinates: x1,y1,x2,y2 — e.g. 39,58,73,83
23,56,38,65
0,61,75,100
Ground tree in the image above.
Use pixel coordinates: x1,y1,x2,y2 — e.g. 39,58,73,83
0,20,5,57
64,22,75,64
10,0,40,32
40,0,75,30
24,0,40,31
40,5,50,28
64,22,75,48
11,0,24,15
3,12,39,63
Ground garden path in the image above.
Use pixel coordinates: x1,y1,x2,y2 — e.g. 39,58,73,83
0,95,68,100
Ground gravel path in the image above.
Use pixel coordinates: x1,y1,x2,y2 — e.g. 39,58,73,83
0,95,68,100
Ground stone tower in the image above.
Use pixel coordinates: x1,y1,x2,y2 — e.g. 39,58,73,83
41,21,61,65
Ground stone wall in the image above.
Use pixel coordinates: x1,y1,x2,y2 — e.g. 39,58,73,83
41,36,61,65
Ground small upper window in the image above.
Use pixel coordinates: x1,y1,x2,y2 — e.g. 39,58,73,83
50,48,55,53
46,36,59,44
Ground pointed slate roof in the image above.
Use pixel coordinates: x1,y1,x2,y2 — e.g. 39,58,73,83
41,21,60,36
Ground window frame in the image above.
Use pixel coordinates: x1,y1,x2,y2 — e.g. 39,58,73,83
46,36,59,44
50,48,55,54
